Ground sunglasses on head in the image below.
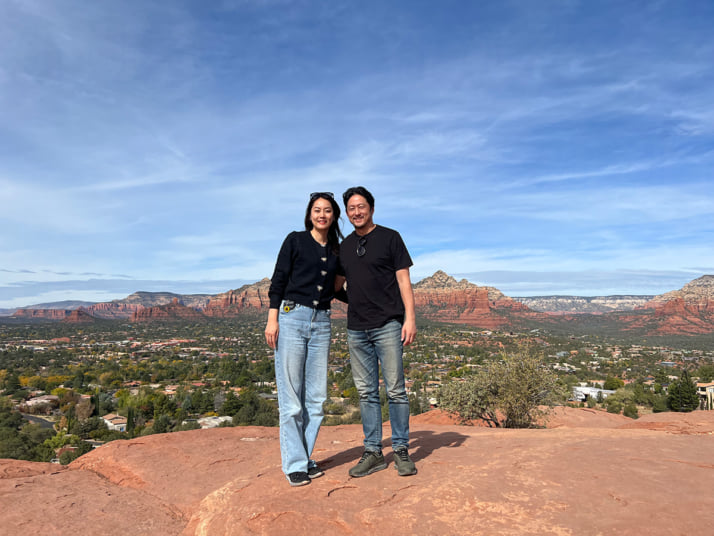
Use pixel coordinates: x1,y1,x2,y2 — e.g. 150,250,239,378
310,192,334,200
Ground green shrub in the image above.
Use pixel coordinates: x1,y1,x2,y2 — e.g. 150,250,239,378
623,402,638,419
605,399,623,414
439,347,566,428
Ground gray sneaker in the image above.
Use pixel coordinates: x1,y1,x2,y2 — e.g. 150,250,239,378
393,446,417,476
349,450,387,478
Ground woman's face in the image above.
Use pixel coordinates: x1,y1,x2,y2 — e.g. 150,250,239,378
310,197,335,231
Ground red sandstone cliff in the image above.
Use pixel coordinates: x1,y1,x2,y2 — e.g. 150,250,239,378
88,292,212,319
11,308,72,320
10,273,714,334
62,308,96,323
203,278,272,317
85,301,144,319
1,408,713,536
618,276,714,335
130,298,206,322
413,271,534,328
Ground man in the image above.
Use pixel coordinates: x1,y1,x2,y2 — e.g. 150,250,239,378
338,186,418,477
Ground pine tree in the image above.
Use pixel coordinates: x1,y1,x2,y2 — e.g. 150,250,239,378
126,406,135,434
668,370,698,412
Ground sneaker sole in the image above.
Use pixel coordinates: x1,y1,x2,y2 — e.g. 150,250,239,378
349,462,388,478
288,479,310,487
395,465,418,476
308,470,324,479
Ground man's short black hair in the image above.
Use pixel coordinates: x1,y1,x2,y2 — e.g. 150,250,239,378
342,186,375,209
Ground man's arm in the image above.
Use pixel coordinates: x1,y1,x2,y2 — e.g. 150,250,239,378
333,275,348,303
396,267,417,346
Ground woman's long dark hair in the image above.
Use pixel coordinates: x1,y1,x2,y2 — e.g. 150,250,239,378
304,193,343,254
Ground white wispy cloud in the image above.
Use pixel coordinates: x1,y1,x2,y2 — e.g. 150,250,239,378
1,1,713,307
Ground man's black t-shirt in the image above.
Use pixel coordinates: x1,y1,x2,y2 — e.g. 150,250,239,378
338,225,412,330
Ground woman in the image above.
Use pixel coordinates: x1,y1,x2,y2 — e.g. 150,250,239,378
265,192,343,487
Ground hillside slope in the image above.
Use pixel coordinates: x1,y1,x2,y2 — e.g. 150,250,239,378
1,408,713,535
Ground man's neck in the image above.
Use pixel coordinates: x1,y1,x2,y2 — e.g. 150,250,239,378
355,223,377,237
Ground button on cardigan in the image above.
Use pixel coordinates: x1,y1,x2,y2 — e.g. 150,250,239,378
268,231,339,310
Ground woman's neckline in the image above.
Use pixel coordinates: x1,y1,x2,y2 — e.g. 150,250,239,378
310,229,328,246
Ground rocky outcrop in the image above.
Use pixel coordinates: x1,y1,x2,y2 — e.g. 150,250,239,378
616,297,714,335
85,301,144,319
11,308,72,320
9,273,714,334
615,275,714,335
413,271,532,328
1,408,713,536
62,308,96,323
203,278,272,317
514,295,654,313
649,274,714,304
130,298,206,322
87,292,213,319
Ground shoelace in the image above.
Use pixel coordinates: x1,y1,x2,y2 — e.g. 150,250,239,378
395,449,409,461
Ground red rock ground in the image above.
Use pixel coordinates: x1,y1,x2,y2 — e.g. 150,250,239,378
1,407,713,535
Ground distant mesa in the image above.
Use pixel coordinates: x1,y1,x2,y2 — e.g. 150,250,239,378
6,272,714,335
11,308,72,321
131,298,206,322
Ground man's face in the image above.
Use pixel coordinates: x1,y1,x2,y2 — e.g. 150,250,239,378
346,194,374,230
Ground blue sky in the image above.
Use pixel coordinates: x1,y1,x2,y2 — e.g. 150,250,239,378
1,0,713,309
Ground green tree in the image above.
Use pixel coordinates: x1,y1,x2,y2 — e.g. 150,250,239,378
652,394,669,413
603,377,624,390
152,414,173,434
221,390,242,416
126,406,135,434
4,374,21,395
59,440,93,465
668,370,698,412
696,364,714,383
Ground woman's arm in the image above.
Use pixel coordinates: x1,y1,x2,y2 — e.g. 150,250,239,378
265,307,279,349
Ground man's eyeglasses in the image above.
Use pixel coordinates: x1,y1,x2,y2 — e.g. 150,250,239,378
310,192,334,200
357,236,367,257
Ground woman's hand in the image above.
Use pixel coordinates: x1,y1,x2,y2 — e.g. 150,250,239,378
265,309,279,349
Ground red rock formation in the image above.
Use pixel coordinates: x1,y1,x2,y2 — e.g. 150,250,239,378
200,271,537,328
203,278,272,317
11,308,71,320
85,302,144,319
413,271,534,328
1,409,713,535
619,276,714,335
62,308,96,323
130,298,206,322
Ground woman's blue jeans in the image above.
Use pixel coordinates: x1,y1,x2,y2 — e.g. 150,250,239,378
348,319,410,452
275,303,330,475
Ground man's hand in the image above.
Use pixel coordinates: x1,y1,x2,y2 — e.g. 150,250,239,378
401,317,417,346
396,268,417,346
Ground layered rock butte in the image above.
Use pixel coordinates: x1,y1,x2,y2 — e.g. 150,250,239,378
2,407,713,535
412,270,531,329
